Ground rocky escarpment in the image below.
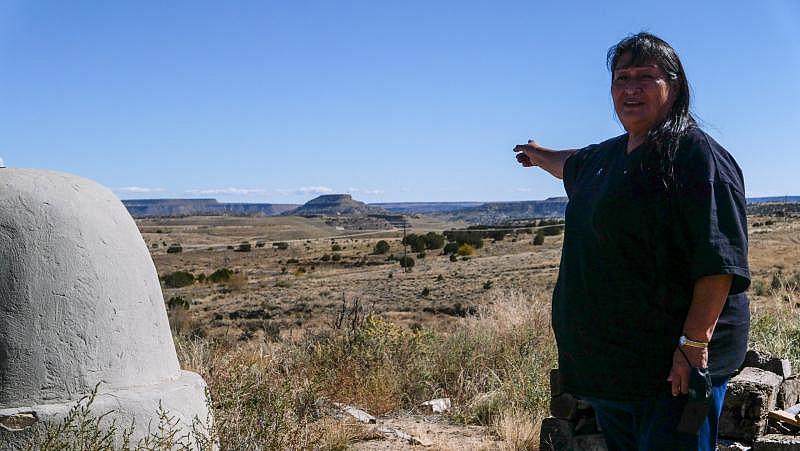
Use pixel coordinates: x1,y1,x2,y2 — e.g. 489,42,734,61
439,197,568,225
123,199,298,218
285,194,389,216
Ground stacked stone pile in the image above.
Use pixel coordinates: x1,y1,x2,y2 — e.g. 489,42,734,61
540,351,800,451
539,369,607,451
720,350,800,450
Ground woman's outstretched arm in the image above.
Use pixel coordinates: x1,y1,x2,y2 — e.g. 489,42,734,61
513,139,577,180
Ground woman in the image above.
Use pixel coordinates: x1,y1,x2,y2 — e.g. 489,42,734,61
514,33,750,450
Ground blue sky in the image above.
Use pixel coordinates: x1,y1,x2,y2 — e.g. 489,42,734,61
1,1,798,204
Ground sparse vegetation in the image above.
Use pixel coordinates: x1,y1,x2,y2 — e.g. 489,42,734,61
207,268,233,283
457,243,475,256
124,213,799,448
398,255,415,268
161,271,195,289
373,240,390,254
167,295,191,310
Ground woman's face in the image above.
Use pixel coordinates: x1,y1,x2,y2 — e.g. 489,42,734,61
611,55,675,136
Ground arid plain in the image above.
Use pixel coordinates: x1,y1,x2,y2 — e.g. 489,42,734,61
139,214,799,341
131,212,800,449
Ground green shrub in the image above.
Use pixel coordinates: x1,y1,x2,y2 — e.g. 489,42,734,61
421,287,431,297
422,232,445,250
167,295,190,310
417,252,426,259
402,234,427,253
483,280,493,290
331,244,342,252
161,271,195,288
273,242,289,250
450,254,458,262
321,254,331,262
331,253,342,262
208,268,233,283
166,244,183,254
444,231,484,249
538,225,564,236
398,256,415,268
443,242,460,255
533,233,545,245
235,242,252,252
373,240,391,254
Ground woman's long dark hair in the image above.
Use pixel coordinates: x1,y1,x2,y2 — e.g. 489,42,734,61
607,32,696,193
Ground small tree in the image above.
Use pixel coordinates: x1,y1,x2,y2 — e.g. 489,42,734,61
373,240,390,254
208,268,233,283
533,233,545,245
166,296,190,310
443,242,459,255
422,232,445,250
161,271,194,288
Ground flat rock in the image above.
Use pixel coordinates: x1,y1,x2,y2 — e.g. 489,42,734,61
744,351,793,379
540,417,574,451
753,434,800,450
718,439,752,450
778,377,800,409
720,367,783,443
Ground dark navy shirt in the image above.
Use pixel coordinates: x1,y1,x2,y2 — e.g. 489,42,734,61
553,127,750,401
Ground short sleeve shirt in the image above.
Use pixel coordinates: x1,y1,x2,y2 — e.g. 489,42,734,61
553,127,750,401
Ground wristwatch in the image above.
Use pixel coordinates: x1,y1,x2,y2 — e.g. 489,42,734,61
679,335,709,349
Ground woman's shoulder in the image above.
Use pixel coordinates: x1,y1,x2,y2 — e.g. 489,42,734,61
676,127,745,190
572,134,626,162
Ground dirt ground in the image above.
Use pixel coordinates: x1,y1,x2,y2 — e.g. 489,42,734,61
140,215,562,340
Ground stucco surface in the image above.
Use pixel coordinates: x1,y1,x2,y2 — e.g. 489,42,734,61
0,169,211,447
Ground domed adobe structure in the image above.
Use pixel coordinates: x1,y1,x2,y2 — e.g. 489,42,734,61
0,169,211,448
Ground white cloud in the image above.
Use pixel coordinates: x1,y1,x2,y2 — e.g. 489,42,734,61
186,187,267,196
116,186,167,194
276,186,334,196
347,187,385,195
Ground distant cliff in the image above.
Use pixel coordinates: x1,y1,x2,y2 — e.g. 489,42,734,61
123,199,298,218
371,201,483,214
436,197,568,224
285,194,389,216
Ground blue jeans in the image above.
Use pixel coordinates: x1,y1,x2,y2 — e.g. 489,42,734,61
580,376,730,451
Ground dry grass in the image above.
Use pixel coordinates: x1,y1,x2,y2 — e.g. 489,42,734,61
495,410,541,451
29,215,800,449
